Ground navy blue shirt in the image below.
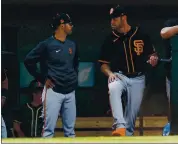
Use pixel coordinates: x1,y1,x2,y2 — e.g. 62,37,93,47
24,36,79,94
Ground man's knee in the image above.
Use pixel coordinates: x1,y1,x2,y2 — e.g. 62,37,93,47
108,80,124,93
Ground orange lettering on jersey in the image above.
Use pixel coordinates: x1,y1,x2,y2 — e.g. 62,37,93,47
69,48,73,55
134,40,144,56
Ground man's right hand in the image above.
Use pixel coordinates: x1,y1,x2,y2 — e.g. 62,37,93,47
45,79,55,89
108,73,121,83
100,64,122,83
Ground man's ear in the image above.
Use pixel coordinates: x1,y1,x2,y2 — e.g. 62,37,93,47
122,15,127,21
57,24,64,30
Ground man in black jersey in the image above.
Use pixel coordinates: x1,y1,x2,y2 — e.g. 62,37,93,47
98,5,158,136
13,80,43,137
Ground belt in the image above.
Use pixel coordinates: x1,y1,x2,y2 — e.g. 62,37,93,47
117,71,144,78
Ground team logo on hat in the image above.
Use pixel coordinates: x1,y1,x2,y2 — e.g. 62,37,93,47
60,19,64,23
110,8,114,14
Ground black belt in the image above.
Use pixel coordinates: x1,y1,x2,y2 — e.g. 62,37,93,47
118,71,144,78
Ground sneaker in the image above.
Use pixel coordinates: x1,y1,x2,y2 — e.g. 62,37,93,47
112,128,126,136
162,122,170,136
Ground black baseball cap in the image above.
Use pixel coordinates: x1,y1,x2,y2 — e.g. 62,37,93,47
29,80,43,93
110,5,127,18
51,13,73,30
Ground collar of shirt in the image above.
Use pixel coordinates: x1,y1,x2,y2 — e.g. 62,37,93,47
112,26,137,39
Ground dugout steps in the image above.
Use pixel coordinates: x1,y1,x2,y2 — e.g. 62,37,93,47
55,116,167,136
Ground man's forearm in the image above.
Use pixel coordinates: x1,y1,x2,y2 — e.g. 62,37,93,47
17,130,25,137
14,127,25,137
14,122,25,137
24,61,39,78
24,62,44,83
161,25,178,39
101,64,113,77
74,61,79,75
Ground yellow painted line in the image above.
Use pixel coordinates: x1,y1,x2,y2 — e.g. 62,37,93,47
2,136,178,143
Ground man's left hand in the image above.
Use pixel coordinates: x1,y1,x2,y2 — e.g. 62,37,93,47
147,55,158,67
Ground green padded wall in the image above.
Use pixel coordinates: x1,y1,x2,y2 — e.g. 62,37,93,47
170,35,178,134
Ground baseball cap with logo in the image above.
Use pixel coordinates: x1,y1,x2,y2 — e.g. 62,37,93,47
110,5,127,18
51,13,73,30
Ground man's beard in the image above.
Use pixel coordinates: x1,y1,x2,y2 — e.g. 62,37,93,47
111,25,117,30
